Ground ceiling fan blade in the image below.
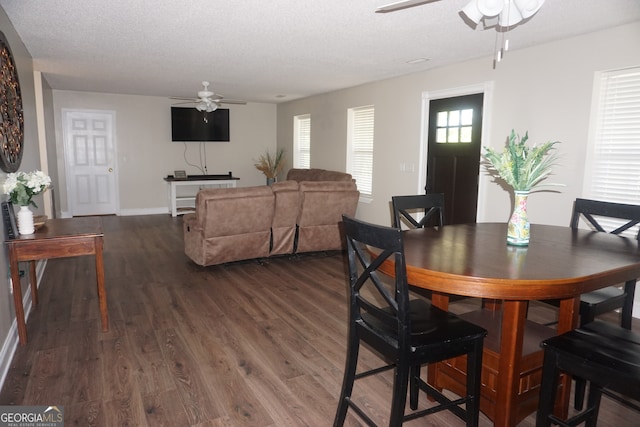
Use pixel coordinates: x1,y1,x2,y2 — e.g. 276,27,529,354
170,96,198,101
375,0,442,13
172,101,198,105
219,99,247,105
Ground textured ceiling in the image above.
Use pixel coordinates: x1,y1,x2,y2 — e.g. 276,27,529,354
1,0,639,103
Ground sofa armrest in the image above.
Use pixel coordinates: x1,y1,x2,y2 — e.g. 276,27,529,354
270,180,300,255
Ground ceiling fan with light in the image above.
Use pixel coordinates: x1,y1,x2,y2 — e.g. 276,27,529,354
377,0,545,67
170,81,246,112
376,0,545,29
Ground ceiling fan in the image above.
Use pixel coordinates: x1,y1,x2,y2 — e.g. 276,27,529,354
170,81,246,112
376,0,545,29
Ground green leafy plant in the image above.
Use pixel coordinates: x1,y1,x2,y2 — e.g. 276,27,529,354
483,130,561,191
254,148,286,179
2,170,52,207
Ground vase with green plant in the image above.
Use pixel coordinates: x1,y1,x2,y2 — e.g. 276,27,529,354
2,170,51,235
254,148,285,185
483,130,561,246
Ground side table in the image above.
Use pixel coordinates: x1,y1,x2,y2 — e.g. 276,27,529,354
6,216,107,345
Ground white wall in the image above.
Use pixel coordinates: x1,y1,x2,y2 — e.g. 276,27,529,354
0,7,44,387
277,22,640,228
52,91,278,216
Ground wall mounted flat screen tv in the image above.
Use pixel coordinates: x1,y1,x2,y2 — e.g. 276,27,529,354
171,107,230,142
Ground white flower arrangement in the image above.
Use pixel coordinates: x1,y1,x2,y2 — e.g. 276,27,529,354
2,170,51,207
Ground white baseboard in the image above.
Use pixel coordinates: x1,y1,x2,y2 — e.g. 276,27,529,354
118,207,170,216
0,260,47,392
60,207,170,218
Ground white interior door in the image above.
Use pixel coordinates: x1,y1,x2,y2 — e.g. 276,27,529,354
63,110,118,216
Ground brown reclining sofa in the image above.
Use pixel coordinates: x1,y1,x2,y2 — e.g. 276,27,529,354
183,168,360,266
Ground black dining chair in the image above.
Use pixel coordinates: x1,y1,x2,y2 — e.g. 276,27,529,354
333,215,487,427
570,198,640,329
392,193,445,229
544,198,640,410
536,320,640,427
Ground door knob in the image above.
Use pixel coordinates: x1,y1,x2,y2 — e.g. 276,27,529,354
108,168,113,172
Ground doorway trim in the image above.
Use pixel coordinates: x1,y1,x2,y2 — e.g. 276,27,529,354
419,81,494,221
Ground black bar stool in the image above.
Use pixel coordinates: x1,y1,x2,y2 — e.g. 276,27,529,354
334,216,487,427
536,320,640,427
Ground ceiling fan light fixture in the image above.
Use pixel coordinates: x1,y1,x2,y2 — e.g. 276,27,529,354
499,3,524,27
460,1,484,24
461,0,544,29
476,0,504,17
513,0,545,19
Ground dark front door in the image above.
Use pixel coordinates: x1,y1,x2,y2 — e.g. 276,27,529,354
426,93,483,225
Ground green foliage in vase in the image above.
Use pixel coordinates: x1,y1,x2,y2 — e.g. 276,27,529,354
483,130,561,192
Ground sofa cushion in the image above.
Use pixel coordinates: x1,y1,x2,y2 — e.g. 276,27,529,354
196,186,274,237
296,181,359,252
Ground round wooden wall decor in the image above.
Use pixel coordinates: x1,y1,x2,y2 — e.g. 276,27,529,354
0,31,24,173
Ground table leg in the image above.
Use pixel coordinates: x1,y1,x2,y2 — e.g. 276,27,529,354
494,300,528,427
94,236,109,332
29,261,38,306
170,182,177,217
9,246,27,345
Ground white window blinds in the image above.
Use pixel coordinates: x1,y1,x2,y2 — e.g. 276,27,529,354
348,106,375,196
589,68,640,204
586,67,640,237
293,114,310,168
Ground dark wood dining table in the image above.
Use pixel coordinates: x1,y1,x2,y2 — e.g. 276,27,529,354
379,222,640,427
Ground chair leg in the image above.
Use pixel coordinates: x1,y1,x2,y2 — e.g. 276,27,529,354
621,280,636,330
409,364,420,410
574,378,588,411
585,383,603,427
333,333,361,427
574,308,597,411
536,349,560,427
388,360,411,427
465,340,484,427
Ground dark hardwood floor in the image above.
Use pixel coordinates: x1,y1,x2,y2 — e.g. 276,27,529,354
0,214,638,426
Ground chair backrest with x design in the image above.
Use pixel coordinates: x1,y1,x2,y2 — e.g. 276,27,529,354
343,215,411,351
571,198,640,240
392,194,445,229
336,215,486,426
556,198,640,410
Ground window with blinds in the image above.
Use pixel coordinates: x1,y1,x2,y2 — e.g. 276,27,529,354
293,114,310,168
586,66,640,236
347,106,375,197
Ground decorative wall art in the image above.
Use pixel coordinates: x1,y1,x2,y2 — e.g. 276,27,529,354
0,31,24,173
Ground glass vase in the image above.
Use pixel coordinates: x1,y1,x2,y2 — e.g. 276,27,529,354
507,191,530,246
17,205,35,235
